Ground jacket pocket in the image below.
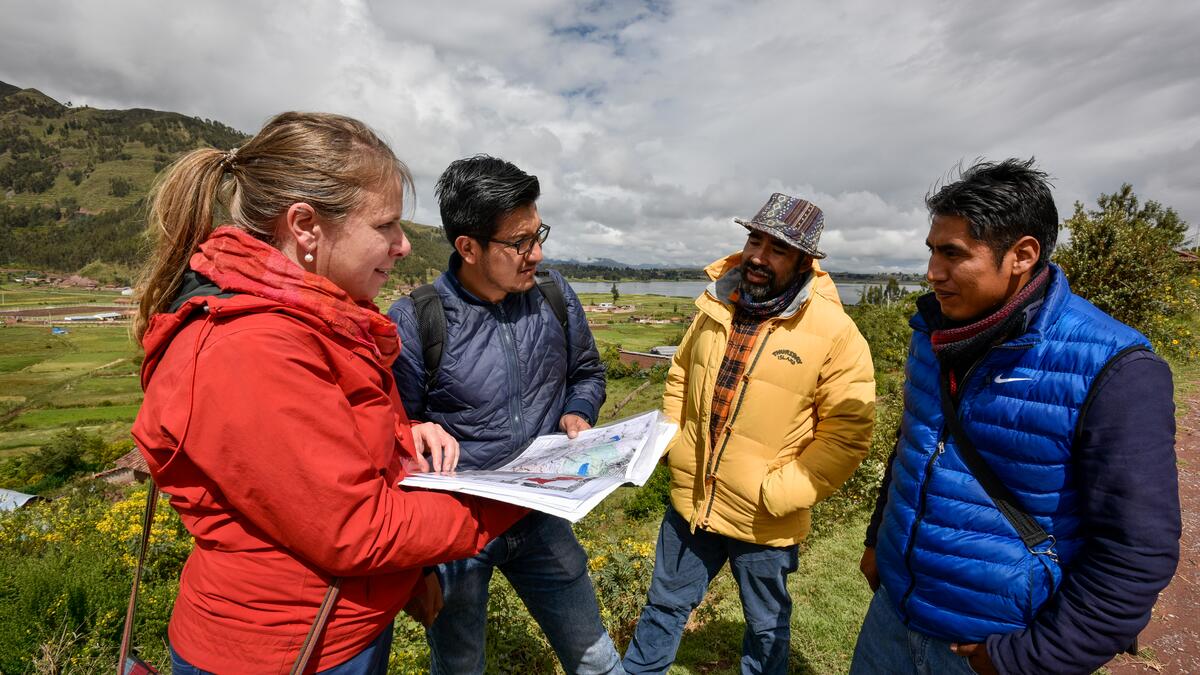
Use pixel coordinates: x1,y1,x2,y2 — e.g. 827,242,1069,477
1022,549,1062,624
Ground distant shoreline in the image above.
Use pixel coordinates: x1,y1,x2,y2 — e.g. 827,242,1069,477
562,273,924,284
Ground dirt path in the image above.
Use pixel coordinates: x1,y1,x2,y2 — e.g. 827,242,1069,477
1106,388,1200,673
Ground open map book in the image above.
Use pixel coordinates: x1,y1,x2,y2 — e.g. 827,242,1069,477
399,410,677,522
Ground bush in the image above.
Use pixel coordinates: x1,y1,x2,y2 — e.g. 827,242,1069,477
1055,184,1198,356
600,344,643,379
623,464,671,521
108,176,133,198
0,428,104,493
0,484,187,672
846,297,916,375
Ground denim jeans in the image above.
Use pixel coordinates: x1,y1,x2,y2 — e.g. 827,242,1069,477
622,507,800,675
849,588,977,674
169,620,393,674
427,510,623,675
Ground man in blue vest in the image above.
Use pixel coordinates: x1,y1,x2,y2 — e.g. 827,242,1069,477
388,156,619,674
851,159,1180,674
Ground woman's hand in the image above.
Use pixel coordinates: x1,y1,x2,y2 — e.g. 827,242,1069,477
411,422,460,474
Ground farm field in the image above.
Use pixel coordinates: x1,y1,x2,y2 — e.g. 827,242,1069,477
0,310,141,458
0,288,695,461
578,292,692,353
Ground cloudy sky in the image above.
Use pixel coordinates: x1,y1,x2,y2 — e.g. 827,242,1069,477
2,0,1197,270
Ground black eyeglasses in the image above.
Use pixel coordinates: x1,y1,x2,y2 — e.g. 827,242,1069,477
487,223,550,256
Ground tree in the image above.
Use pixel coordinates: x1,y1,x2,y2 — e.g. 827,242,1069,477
610,282,620,305
108,176,133,197
1055,184,1194,348
883,278,904,305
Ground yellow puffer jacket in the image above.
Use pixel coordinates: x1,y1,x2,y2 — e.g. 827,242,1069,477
663,253,876,546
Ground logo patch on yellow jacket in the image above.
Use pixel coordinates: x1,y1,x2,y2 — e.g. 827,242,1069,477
772,349,802,365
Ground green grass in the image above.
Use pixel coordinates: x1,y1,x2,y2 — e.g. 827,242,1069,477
2,404,140,431
51,375,141,408
599,377,666,421
0,421,132,455
0,283,126,308
665,512,873,674
0,319,141,460
591,323,682,353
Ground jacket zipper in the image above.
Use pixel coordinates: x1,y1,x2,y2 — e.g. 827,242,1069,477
898,431,946,621
494,304,524,457
700,324,775,525
895,342,1033,620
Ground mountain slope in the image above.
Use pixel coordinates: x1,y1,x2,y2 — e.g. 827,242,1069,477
0,81,453,279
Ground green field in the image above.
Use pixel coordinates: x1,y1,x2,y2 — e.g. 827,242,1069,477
0,311,141,458
579,293,692,353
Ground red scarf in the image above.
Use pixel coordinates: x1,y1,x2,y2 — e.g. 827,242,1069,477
190,226,401,365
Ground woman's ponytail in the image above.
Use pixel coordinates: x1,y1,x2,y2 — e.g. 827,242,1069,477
134,148,229,341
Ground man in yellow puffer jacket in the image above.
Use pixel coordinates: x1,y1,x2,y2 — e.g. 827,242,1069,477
623,193,876,674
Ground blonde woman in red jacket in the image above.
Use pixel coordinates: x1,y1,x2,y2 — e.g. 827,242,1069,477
130,112,523,674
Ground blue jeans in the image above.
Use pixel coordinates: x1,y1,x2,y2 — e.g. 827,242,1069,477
849,588,977,674
169,620,393,674
622,507,800,675
427,510,623,675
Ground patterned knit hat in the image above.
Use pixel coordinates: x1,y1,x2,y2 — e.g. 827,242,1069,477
734,193,826,259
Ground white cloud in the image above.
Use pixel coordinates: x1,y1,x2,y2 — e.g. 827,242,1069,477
2,0,1197,270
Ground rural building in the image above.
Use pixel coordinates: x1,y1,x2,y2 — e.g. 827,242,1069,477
617,347,675,368
94,448,151,486
0,488,43,512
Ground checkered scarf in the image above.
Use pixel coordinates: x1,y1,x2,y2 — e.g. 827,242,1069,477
709,312,768,450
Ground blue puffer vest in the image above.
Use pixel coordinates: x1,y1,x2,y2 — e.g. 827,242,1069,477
875,265,1149,642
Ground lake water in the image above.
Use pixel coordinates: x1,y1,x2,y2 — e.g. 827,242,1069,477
567,280,923,306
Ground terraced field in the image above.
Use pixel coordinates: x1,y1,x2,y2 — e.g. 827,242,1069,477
0,308,141,458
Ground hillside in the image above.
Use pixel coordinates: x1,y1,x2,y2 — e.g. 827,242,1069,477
0,81,452,281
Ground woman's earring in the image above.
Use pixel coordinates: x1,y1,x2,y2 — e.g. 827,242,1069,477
304,250,315,263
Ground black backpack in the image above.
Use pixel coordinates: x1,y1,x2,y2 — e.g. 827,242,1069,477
410,271,569,388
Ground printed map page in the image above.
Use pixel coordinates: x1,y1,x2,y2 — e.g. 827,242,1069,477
494,411,658,478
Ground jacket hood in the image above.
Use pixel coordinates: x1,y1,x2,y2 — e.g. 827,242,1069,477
139,289,295,391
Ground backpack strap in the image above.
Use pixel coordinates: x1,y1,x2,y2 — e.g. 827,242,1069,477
534,271,569,340
410,284,446,389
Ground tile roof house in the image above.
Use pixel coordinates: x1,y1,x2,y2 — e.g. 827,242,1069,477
93,448,151,486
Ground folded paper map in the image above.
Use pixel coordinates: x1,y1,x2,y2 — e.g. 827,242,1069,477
399,410,676,522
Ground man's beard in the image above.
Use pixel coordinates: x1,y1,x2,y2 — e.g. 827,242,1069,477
739,261,779,301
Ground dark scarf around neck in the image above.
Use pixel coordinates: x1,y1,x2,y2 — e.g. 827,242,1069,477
733,271,809,319
926,265,1050,394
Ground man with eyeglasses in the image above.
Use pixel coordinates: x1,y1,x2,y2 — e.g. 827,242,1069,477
388,155,618,674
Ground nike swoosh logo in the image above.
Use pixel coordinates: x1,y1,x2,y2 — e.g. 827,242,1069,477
994,375,1033,384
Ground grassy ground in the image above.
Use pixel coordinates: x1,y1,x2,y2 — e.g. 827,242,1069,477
666,512,873,674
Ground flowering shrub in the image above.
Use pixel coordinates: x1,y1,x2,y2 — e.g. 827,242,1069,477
0,483,185,672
